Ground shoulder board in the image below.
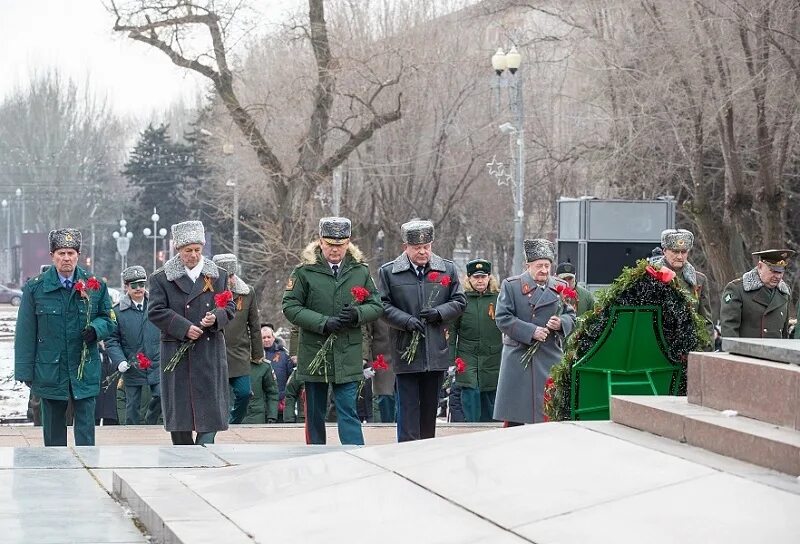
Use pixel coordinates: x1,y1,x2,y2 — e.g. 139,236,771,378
731,278,742,284
506,275,522,282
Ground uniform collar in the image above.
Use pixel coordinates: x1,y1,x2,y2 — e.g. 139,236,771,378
390,253,446,274
742,268,789,295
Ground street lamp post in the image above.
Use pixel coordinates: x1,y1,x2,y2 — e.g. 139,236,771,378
112,218,134,290
1,200,9,283
222,142,238,259
489,46,525,275
142,207,167,273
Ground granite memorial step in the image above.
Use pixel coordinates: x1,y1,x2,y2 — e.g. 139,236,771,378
686,350,800,430
611,395,800,476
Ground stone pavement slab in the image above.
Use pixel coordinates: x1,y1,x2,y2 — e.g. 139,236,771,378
722,337,800,365
74,445,228,469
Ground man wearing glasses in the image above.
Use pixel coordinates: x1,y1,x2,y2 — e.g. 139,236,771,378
106,266,163,425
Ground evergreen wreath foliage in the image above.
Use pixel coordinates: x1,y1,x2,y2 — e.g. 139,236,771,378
545,260,711,421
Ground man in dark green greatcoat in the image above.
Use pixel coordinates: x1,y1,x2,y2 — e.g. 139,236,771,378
721,249,794,339
15,228,115,446
555,262,595,316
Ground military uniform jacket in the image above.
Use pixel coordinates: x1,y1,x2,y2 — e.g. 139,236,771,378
720,268,791,339
221,277,262,378
15,266,116,400
378,253,467,373
449,276,502,392
105,293,161,387
493,272,576,424
282,242,383,384
148,256,236,433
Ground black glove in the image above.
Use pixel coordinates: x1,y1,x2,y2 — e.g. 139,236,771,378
338,305,359,325
323,317,345,334
419,308,442,324
406,317,425,333
81,327,98,343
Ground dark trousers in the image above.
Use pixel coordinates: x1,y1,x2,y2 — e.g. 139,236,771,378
170,431,217,445
304,381,363,445
228,375,251,424
375,394,396,423
124,383,162,425
448,384,465,422
41,396,96,446
460,388,497,422
396,371,444,442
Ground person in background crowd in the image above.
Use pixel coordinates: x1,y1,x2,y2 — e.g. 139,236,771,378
449,259,502,422
148,221,236,445
378,220,466,441
554,262,596,316
95,341,119,426
494,239,576,425
242,355,280,424
651,229,714,343
212,254,262,425
282,217,383,445
262,324,294,410
365,318,397,423
720,249,795,339
106,265,162,425
283,368,305,423
15,228,115,446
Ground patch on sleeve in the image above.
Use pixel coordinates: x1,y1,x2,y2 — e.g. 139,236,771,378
110,309,117,322
285,277,295,290
724,292,732,304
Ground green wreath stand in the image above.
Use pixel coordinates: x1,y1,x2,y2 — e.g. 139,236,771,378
545,260,710,422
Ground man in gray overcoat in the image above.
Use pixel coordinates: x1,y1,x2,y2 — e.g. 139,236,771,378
212,253,262,424
378,220,466,441
148,221,236,445
105,265,162,424
493,239,576,425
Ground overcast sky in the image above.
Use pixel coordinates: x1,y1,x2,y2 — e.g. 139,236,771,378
0,0,298,119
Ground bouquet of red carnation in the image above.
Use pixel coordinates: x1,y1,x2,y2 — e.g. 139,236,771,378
401,272,452,364
75,277,102,381
519,283,576,369
443,356,468,390
646,265,676,284
164,290,232,372
103,352,152,392
371,354,389,371
307,285,372,380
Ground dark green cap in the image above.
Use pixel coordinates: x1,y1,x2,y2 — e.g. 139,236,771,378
752,249,795,272
466,259,491,276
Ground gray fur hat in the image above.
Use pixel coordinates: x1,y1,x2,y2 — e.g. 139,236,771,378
212,253,238,275
524,239,555,263
319,217,351,244
49,228,81,253
401,220,435,245
122,265,147,283
660,229,694,251
171,220,205,249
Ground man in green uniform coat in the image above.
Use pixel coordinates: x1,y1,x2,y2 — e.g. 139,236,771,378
212,253,263,424
282,217,383,445
650,229,714,343
15,229,115,446
449,259,502,422
721,249,794,339
555,262,595,316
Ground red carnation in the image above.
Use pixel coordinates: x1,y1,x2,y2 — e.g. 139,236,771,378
372,354,389,371
351,286,370,304
86,277,102,290
427,271,440,282
440,275,452,288
214,290,234,308
136,352,152,370
455,357,467,374
73,280,86,293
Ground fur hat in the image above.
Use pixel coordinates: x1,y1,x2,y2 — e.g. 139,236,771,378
319,217,351,245
401,220,435,245
661,229,694,251
212,253,238,275
122,265,147,283
49,228,81,253
524,239,555,263
171,221,205,249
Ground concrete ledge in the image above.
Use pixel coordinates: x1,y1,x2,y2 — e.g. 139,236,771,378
722,338,800,366
687,352,800,430
611,395,800,476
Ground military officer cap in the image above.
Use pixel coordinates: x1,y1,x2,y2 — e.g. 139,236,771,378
753,249,795,272
319,217,351,245
660,229,694,251
466,259,491,276
49,228,81,253
401,220,435,245
212,253,238,275
122,265,147,284
556,262,576,277
524,239,555,263
172,220,206,249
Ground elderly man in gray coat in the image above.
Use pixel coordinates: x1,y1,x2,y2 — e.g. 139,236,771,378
493,239,576,425
148,221,236,445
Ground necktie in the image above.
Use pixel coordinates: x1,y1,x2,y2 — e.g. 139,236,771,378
136,303,143,312
332,264,339,278
417,266,425,281
64,279,72,290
